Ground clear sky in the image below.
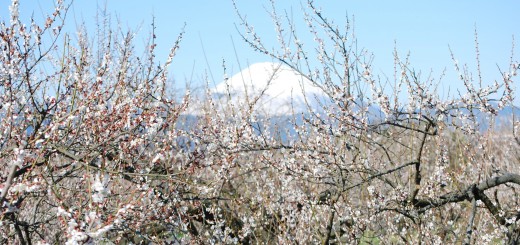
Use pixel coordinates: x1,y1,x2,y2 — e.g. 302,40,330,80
4,0,520,100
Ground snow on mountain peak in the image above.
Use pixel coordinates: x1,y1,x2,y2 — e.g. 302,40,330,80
212,62,328,116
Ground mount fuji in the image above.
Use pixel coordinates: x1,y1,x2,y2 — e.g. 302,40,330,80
185,62,518,135
211,62,330,116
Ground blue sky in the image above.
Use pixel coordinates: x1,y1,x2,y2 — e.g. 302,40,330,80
4,0,520,100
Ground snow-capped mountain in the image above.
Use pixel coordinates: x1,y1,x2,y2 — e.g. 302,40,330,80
211,62,329,116
185,62,519,134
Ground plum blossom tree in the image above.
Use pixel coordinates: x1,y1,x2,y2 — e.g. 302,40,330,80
223,0,520,244
1,0,520,244
0,0,192,243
